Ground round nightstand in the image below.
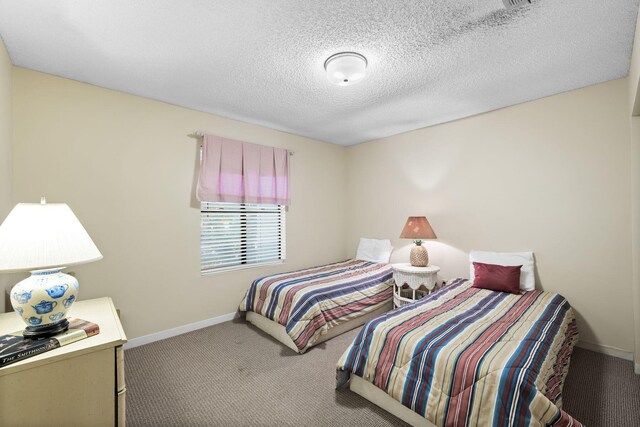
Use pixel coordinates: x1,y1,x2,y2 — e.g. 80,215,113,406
391,263,440,308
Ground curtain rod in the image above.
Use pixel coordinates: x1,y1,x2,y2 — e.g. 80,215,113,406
188,131,294,156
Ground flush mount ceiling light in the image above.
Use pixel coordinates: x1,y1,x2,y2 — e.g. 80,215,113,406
324,52,368,86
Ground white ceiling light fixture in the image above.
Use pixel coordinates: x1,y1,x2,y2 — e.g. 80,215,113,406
324,52,368,86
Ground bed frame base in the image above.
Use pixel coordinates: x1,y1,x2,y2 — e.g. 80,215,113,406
350,374,436,427
245,301,392,353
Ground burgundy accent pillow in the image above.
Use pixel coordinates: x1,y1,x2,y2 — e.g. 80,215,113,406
472,262,522,294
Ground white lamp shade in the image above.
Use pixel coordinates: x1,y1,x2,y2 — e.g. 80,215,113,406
0,203,103,272
325,52,367,86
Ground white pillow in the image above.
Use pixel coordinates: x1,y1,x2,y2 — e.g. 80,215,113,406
356,238,393,264
469,250,535,291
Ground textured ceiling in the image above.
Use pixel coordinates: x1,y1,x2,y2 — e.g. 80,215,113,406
0,0,638,146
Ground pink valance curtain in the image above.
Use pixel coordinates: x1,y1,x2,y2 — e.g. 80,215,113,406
196,134,290,206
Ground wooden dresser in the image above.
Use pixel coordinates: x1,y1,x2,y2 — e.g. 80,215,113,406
0,297,127,426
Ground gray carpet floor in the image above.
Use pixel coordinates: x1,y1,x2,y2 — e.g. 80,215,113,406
126,318,640,426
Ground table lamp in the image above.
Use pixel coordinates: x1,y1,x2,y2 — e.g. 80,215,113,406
0,198,102,339
399,216,437,267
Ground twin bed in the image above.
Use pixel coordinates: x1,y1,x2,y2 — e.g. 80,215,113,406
238,253,581,426
239,259,394,353
337,279,580,427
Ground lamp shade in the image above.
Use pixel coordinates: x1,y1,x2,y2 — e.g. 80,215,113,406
0,202,103,272
399,216,437,240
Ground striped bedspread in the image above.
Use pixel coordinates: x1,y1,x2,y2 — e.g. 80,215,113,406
239,259,393,353
337,279,581,427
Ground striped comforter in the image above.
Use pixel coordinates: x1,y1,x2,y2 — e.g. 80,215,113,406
239,259,393,353
337,279,580,427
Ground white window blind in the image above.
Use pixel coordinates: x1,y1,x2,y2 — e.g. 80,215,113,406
201,202,286,274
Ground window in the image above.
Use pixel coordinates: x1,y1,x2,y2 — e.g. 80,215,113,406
200,202,286,274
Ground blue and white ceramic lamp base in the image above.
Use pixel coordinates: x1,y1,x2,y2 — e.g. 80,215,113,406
10,268,78,339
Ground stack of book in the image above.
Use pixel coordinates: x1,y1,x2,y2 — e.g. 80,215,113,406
0,318,100,368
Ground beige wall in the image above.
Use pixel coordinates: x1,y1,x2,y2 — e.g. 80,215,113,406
631,11,640,116
632,117,640,369
7,64,638,355
628,9,640,374
346,79,634,353
11,68,348,339
0,37,12,310
630,11,640,369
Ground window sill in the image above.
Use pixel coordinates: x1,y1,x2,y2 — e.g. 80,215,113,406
201,260,285,276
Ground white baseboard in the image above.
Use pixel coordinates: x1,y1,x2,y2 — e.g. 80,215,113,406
575,340,634,361
125,311,242,349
